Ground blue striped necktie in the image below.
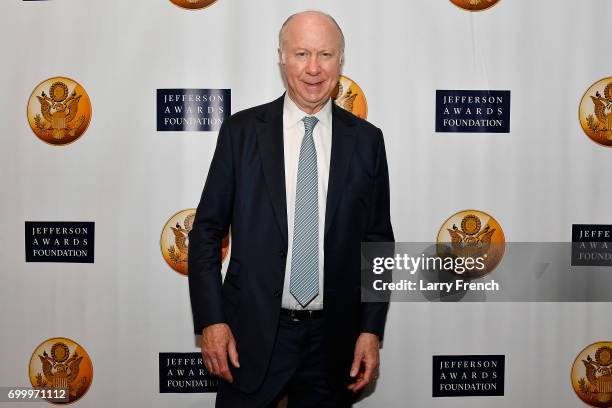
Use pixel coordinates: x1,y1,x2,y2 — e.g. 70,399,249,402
290,116,319,307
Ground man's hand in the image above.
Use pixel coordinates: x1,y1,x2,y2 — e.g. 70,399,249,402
201,323,240,383
347,332,380,393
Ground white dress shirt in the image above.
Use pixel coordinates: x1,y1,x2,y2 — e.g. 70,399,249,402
281,95,332,310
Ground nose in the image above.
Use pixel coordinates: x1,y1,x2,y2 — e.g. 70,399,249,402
305,55,321,75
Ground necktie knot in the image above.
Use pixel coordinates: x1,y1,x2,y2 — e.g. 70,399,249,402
302,116,319,134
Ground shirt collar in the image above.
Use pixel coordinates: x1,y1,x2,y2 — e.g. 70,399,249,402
283,94,332,129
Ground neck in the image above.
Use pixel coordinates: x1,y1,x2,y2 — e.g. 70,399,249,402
286,92,329,115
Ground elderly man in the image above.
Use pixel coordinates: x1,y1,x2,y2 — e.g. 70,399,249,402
188,10,394,407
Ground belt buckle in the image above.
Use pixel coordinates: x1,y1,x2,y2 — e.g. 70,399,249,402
290,310,300,322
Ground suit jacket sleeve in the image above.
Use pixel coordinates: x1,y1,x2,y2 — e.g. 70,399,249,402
360,128,394,340
188,118,235,335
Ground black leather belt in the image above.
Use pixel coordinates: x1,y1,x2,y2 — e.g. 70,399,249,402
280,308,324,321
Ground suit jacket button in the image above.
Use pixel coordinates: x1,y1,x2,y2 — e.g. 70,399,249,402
279,250,285,257
273,290,281,298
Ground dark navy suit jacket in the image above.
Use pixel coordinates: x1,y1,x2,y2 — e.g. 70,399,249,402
188,94,394,393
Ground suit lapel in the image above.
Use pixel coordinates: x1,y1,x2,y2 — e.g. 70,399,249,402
256,95,288,245
325,103,356,237
255,96,357,244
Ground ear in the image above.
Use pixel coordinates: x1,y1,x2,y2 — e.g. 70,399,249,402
277,48,284,65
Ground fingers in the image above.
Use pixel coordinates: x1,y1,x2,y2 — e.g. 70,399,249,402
227,336,240,368
201,324,236,383
216,353,234,383
348,375,367,393
359,358,376,390
347,359,378,392
202,352,212,373
210,355,223,379
348,348,365,392
349,351,362,378
347,371,366,392
204,346,234,383
347,340,380,393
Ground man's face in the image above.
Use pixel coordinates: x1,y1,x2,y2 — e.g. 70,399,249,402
279,13,342,114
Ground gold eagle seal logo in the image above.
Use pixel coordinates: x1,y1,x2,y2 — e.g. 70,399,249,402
169,0,217,10
160,208,229,275
579,77,612,147
450,0,501,12
437,209,505,277
28,337,93,404
332,75,368,120
572,342,612,407
27,77,92,146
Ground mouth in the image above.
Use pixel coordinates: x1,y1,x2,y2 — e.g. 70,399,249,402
302,80,325,91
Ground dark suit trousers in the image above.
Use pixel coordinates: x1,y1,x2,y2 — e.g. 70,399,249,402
216,316,354,408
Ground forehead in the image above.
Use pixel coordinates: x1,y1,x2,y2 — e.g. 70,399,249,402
283,14,341,50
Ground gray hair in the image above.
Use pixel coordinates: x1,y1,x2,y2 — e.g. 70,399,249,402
278,11,345,63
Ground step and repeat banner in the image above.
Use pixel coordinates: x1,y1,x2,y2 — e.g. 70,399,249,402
1,0,612,407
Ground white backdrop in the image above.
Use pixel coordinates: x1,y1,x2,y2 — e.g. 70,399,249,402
1,0,612,406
